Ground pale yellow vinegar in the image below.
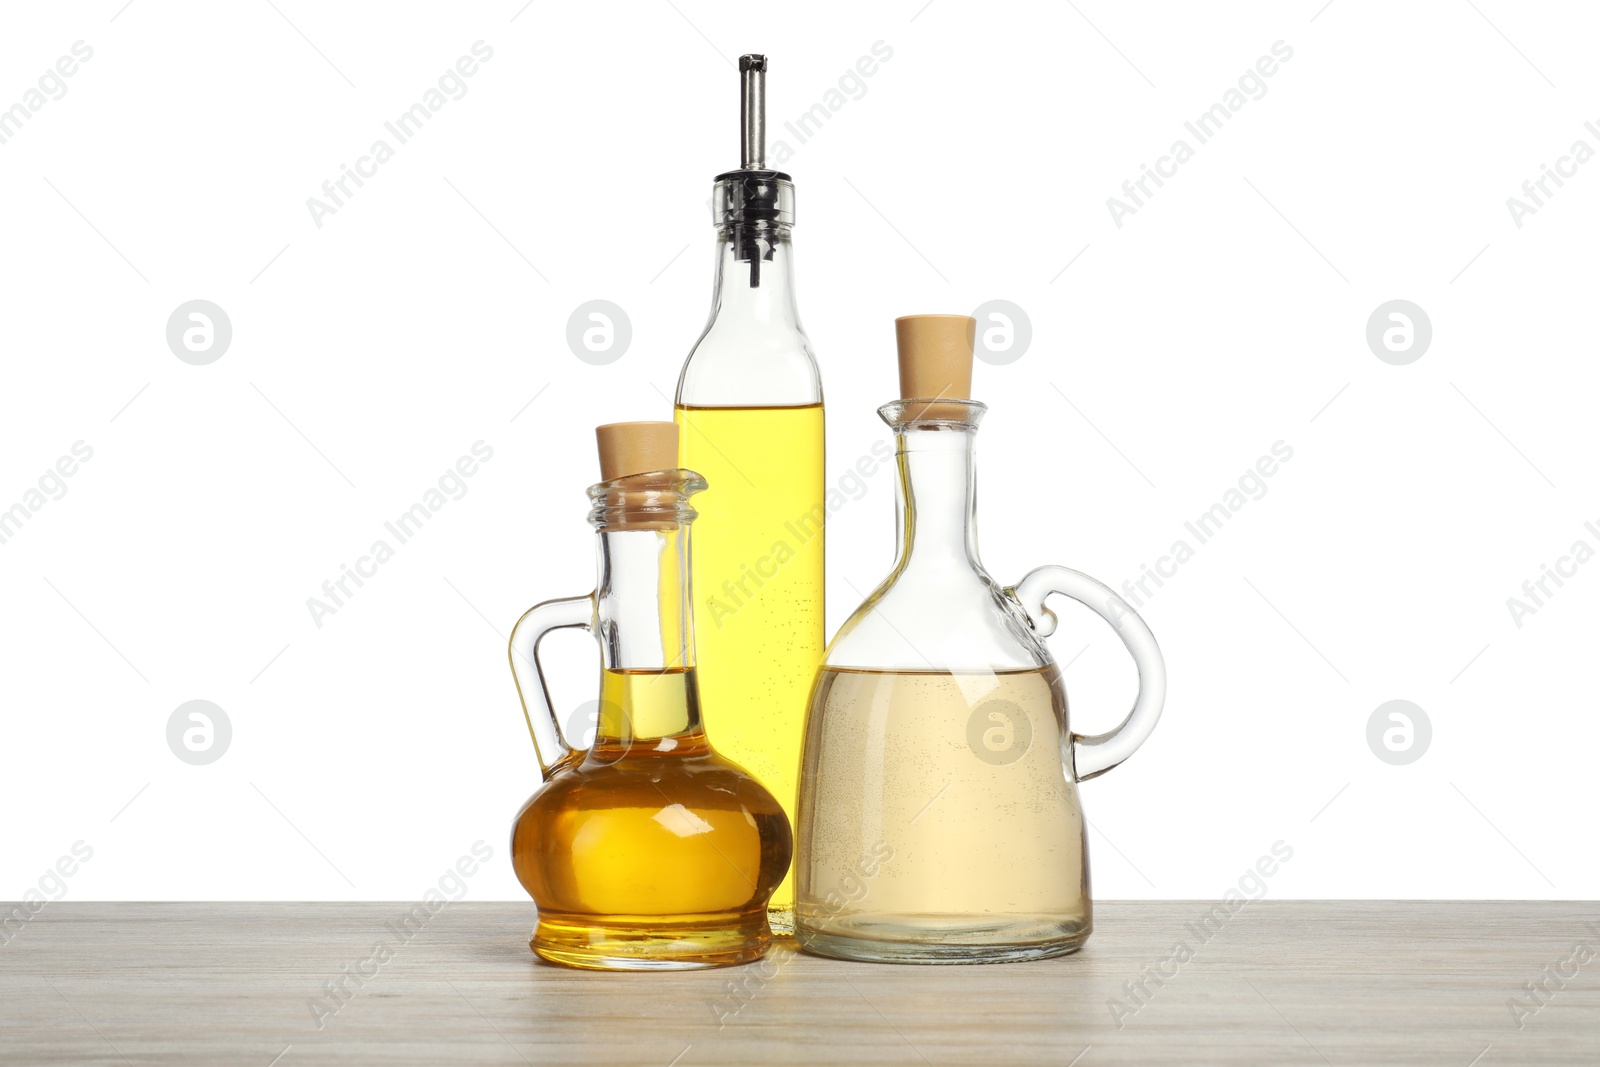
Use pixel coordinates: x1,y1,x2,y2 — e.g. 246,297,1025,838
674,403,825,929
796,666,1090,959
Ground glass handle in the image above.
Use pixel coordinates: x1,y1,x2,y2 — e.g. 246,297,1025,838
508,594,594,777
1009,566,1166,782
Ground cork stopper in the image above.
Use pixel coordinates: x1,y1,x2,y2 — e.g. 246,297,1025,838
595,422,678,481
895,315,976,420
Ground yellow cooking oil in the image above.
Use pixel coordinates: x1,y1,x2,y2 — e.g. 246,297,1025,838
511,666,792,969
673,402,824,931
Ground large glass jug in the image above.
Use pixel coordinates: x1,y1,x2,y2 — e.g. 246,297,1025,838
794,316,1166,964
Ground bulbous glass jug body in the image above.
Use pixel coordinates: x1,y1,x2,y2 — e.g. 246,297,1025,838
508,469,794,970
795,400,1165,964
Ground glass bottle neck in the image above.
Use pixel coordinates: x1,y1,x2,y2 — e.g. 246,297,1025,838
591,526,705,750
707,224,800,332
892,427,981,574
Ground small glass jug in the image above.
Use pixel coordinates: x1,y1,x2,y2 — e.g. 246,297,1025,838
508,423,792,970
794,316,1166,964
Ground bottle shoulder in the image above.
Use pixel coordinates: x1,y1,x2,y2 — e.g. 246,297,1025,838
676,328,822,407
822,565,1051,672
517,749,787,815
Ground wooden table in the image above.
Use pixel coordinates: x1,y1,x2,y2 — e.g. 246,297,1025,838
2,902,1594,1065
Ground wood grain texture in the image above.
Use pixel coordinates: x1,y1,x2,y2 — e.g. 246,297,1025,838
1,902,1596,1065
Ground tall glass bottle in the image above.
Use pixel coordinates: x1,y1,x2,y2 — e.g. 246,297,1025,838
508,422,792,970
674,54,823,933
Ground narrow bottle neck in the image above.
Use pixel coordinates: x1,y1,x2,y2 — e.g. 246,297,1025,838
707,224,800,332
592,526,704,747
892,427,981,573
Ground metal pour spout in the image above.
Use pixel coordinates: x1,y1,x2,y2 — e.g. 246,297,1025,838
740,54,766,170
714,53,792,288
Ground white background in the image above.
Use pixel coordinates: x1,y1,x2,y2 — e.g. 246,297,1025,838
2,0,1595,903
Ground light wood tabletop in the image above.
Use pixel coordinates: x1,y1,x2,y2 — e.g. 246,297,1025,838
1,902,1595,1065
